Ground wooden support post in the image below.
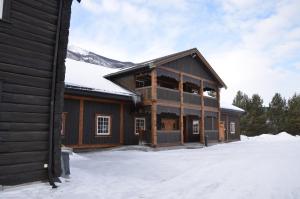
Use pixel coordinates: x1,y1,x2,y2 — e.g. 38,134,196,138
217,88,221,142
200,81,205,144
120,103,124,145
179,73,184,145
78,99,84,146
151,70,157,147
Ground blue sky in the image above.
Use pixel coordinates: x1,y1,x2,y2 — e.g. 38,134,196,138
69,0,300,104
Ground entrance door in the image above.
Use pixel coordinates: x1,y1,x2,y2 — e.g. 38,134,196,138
219,121,225,142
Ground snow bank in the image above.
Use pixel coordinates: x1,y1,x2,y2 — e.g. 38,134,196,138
241,132,299,142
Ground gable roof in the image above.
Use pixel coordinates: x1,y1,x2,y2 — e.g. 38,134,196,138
65,59,137,98
105,48,227,88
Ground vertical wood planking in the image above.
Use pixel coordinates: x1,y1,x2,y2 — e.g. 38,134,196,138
217,88,221,142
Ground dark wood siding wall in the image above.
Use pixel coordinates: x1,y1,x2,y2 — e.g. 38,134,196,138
62,99,80,145
83,101,120,145
62,95,138,148
162,56,215,81
185,116,200,142
0,0,73,185
221,111,241,141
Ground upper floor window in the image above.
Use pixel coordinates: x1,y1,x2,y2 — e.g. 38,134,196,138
230,122,236,134
0,0,4,19
136,72,151,88
96,115,111,136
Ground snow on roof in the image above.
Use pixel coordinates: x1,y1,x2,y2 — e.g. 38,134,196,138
65,59,136,97
220,101,245,112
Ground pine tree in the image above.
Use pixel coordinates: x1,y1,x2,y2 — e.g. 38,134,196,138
286,94,300,135
233,90,249,110
268,93,287,134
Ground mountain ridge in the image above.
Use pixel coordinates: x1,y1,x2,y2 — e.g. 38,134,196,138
67,45,135,69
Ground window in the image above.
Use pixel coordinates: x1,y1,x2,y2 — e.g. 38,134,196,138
96,115,111,135
61,112,67,136
193,120,199,134
135,118,145,135
0,0,4,19
230,122,236,134
161,118,178,131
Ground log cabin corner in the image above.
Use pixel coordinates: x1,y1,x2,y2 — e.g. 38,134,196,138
0,0,80,186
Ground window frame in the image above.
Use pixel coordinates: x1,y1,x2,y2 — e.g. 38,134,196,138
230,122,236,134
95,114,112,136
135,117,146,135
192,120,199,134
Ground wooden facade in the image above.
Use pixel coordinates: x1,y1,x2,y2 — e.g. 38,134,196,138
221,108,243,142
0,0,75,186
62,49,244,149
106,49,226,147
62,87,139,149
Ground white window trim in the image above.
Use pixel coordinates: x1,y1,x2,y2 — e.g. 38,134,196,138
135,117,146,135
96,115,111,136
230,122,236,134
192,120,199,134
0,0,4,20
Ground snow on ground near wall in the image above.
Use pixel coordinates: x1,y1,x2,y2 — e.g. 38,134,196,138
2,134,300,199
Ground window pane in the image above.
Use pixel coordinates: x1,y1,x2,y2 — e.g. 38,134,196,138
97,116,110,135
0,0,3,19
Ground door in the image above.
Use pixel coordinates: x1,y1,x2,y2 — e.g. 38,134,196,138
219,121,225,142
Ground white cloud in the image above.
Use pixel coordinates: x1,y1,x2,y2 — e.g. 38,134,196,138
69,0,300,105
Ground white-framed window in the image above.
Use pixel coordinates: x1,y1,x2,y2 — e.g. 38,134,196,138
230,122,236,134
193,120,199,134
135,117,145,135
96,115,111,135
0,0,4,19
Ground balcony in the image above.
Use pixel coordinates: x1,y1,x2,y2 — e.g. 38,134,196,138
157,86,180,101
183,92,201,105
135,86,152,101
204,97,218,107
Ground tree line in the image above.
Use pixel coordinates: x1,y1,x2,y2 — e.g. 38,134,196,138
233,91,300,136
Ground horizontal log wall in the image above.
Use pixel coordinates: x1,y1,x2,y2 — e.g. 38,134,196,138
0,0,72,185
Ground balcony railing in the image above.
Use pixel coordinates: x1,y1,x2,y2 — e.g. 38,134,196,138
204,97,218,107
135,86,152,101
157,86,180,101
183,92,201,105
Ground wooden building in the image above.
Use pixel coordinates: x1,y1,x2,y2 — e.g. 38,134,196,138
62,49,244,149
0,0,78,186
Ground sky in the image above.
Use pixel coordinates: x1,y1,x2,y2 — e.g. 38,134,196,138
69,0,300,105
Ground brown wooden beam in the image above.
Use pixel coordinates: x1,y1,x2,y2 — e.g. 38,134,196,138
179,73,184,145
66,144,120,149
120,103,124,145
200,80,205,144
217,88,221,142
151,69,157,147
78,99,84,145
64,94,128,105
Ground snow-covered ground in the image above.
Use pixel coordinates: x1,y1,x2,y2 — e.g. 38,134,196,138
2,133,300,199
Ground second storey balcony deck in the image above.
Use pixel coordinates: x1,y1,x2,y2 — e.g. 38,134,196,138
134,67,219,110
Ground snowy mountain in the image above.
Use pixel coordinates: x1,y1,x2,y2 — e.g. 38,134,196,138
67,45,135,69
